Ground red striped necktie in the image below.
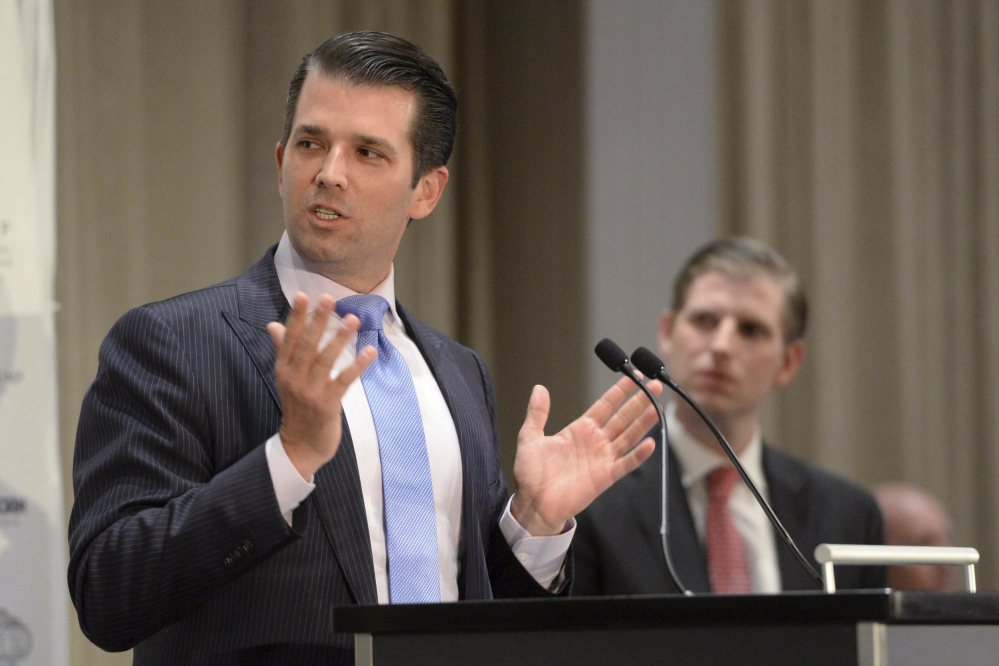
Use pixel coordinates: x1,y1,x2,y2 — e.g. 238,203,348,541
706,466,751,593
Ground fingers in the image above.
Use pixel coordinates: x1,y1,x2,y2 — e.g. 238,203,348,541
609,436,656,481
310,311,358,385
269,293,382,406
612,401,660,453
587,377,662,434
275,292,311,366
331,343,377,397
289,293,334,371
269,293,376,476
518,384,551,441
585,376,642,426
266,321,285,348
603,381,662,437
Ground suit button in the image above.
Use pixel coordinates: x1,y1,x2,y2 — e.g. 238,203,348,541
239,540,254,554
224,555,236,567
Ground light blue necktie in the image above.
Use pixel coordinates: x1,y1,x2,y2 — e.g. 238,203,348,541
335,294,441,603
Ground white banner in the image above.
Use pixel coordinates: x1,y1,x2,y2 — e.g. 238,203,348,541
0,1,68,665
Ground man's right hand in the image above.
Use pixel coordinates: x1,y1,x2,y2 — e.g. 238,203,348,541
267,292,376,480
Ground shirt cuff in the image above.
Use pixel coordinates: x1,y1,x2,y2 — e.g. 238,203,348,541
498,496,575,591
265,434,316,525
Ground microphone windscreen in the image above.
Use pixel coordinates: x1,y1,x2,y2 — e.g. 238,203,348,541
594,338,628,372
631,346,666,379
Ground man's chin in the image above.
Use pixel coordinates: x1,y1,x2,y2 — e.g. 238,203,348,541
289,234,343,267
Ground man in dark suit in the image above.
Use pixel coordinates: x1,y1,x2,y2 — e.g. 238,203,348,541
574,237,885,596
68,32,661,663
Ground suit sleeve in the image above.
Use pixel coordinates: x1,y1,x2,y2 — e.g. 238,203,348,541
67,305,297,651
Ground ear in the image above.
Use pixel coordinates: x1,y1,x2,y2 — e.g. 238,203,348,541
408,166,449,221
773,339,805,388
275,141,286,191
657,310,675,357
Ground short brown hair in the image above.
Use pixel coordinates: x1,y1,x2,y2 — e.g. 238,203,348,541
281,31,457,188
671,237,808,343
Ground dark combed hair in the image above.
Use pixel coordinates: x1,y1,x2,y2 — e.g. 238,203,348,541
281,31,457,187
671,236,809,343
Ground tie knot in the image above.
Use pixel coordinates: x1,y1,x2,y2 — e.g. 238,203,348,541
335,294,390,331
707,466,741,502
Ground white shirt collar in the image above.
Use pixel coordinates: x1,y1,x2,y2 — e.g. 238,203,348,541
665,401,767,493
273,231,401,328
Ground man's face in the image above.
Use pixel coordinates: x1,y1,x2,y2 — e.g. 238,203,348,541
276,71,448,292
658,270,804,428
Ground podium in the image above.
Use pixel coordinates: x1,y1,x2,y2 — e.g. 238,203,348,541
334,590,999,665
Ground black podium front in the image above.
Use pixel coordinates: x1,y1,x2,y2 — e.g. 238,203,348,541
334,590,999,665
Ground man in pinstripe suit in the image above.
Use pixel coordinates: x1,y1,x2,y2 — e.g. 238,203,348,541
68,31,661,664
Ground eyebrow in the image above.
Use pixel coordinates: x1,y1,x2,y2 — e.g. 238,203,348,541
354,133,398,157
292,125,398,157
293,124,328,140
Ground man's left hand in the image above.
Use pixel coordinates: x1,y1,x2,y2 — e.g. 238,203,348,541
510,376,662,536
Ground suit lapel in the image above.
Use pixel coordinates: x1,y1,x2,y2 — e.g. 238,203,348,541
396,303,493,598
313,425,378,605
664,443,713,592
396,304,471,437
617,441,703,594
763,447,815,590
223,248,288,407
663,438,818,592
396,304,485,505
223,247,377,605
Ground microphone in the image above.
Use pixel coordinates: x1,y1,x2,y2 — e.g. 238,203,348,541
594,338,691,595
630,346,824,587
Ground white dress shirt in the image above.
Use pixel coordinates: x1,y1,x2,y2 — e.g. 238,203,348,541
264,233,571,602
666,402,781,593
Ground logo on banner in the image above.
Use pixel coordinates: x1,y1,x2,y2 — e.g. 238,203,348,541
0,608,32,665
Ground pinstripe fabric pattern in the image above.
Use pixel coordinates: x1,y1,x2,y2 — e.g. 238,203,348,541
68,246,556,665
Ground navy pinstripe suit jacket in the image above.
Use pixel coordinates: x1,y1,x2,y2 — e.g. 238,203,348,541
573,436,886,596
68,247,552,664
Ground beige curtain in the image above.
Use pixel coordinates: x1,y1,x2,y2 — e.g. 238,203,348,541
718,0,999,585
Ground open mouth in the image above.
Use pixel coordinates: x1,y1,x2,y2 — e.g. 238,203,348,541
314,206,342,221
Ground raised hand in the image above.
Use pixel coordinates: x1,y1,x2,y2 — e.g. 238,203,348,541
510,376,663,536
267,292,376,479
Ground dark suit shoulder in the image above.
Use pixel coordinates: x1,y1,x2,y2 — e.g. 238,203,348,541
763,445,880,510
124,246,279,327
763,444,886,589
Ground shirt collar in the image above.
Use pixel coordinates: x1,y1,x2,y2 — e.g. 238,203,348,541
665,401,767,492
273,231,401,327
